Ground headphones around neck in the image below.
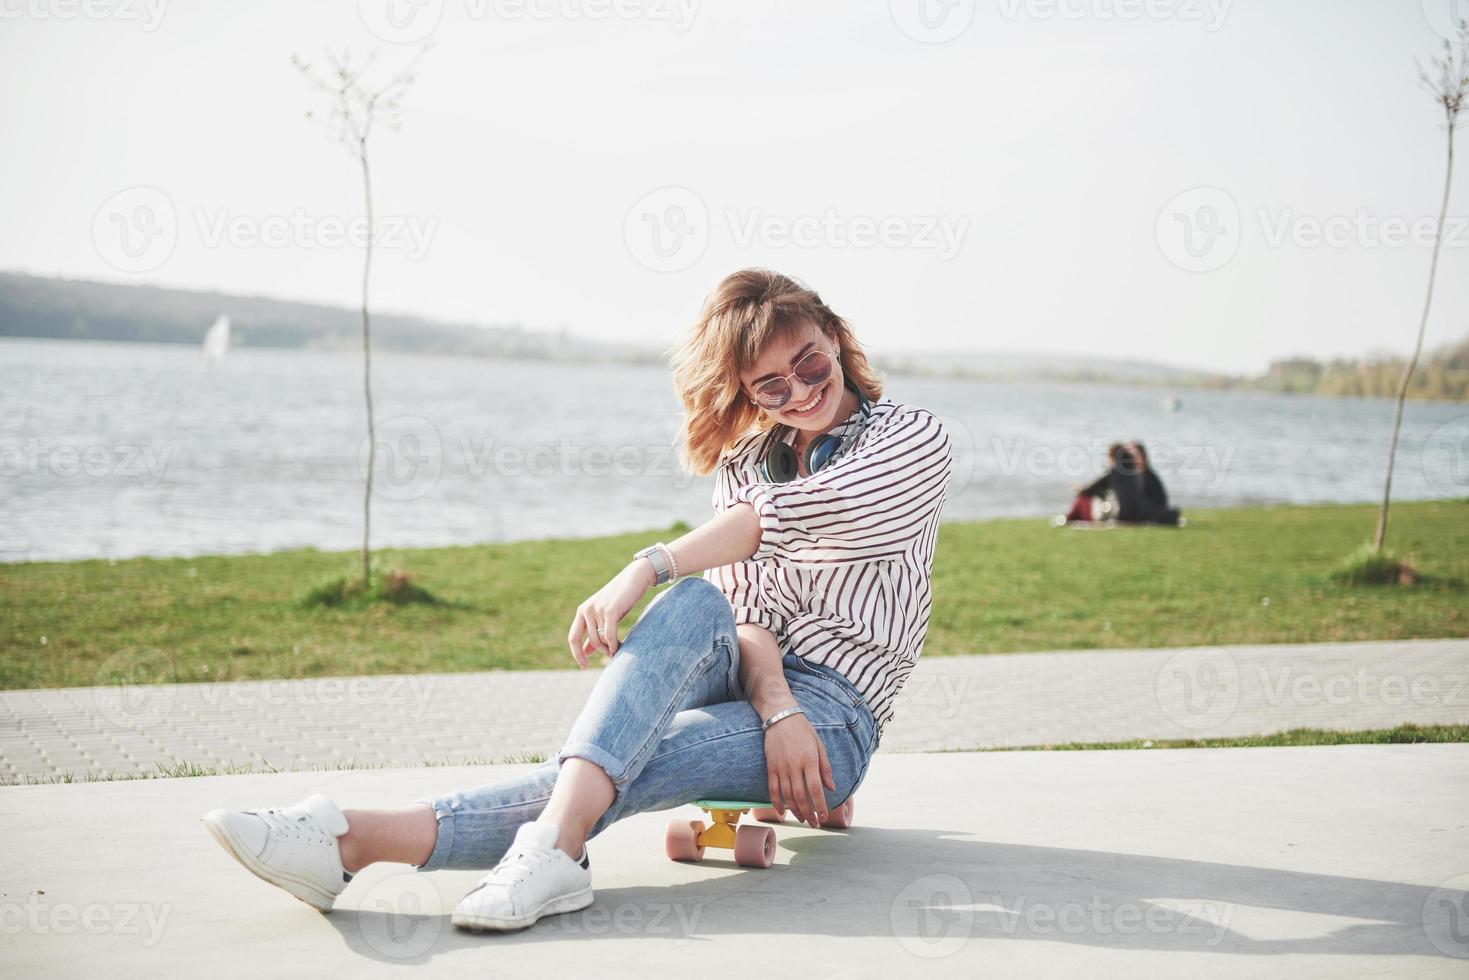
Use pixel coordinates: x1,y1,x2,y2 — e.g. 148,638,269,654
758,381,874,483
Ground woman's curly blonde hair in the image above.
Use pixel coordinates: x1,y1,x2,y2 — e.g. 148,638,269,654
668,269,883,475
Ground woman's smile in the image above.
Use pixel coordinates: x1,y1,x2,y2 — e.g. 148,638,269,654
781,380,831,421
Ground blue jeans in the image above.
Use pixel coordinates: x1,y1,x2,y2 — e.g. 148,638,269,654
415,576,880,871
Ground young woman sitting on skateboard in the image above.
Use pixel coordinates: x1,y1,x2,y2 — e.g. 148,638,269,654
202,268,955,932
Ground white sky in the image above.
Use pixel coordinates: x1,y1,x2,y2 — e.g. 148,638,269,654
2,0,1467,374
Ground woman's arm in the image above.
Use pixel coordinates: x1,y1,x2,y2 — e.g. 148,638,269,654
736,622,836,827
567,502,762,663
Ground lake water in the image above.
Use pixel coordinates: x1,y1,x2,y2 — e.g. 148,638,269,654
2,337,1466,563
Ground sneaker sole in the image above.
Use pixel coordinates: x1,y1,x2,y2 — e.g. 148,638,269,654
452,885,594,932
203,812,339,913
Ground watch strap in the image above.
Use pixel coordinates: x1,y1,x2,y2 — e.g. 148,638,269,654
634,544,673,586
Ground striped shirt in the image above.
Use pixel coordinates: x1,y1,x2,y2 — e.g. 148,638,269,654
704,397,953,745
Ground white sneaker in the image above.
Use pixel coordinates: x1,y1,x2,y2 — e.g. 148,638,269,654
203,793,353,912
452,820,593,932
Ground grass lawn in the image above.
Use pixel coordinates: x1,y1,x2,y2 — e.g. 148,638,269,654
1,500,1465,691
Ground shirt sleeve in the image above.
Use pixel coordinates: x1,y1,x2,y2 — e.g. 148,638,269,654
732,407,952,567
703,446,790,636
703,559,789,635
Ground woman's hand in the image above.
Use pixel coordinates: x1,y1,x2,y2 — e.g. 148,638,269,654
763,711,836,827
567,560,656,667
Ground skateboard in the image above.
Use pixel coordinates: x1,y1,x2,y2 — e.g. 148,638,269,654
664,796,856,869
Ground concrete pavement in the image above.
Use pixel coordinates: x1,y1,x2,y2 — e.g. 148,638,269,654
2,638,1466,783
3,744,1467,977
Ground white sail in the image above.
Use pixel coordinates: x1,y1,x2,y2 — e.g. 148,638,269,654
202,315,231,363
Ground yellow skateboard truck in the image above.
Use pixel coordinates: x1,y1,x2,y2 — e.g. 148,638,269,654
664,797,856,869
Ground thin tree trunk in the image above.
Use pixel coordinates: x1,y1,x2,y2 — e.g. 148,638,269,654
1374,115,1455,553
360,144,376,585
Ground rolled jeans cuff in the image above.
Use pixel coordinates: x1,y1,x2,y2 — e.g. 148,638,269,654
412,795,458,873
554,739,633,792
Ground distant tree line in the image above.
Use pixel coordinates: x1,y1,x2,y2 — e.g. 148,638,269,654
0,271,655,363
1247,336,1469,401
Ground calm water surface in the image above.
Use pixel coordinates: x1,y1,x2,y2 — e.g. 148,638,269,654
2,338,1465,563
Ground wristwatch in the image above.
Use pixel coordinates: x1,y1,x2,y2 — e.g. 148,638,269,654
633,543,676,586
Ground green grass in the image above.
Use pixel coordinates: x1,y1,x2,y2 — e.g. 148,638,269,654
1,501,1465,691
949,723,1469,753
1329,543,1416,587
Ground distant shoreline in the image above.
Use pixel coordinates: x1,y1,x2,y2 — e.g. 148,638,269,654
5,331,1465,404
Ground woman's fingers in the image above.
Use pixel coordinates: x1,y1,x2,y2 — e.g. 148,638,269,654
568,606,608,666
802,766,828,825
597,607,620,656
584,609,609,657
778,771,801,824
817,739,836,791
567,611,587,667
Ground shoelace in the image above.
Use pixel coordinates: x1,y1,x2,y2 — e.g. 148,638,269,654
250,806,330,845
478,845,551,890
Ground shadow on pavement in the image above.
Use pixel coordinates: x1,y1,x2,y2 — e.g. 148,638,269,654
323,824,1468,963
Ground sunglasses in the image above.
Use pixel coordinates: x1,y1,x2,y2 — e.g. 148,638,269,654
748,348,835,411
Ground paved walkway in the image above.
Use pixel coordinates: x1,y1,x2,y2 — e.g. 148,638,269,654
4,745,1467,976
1,638,1465,783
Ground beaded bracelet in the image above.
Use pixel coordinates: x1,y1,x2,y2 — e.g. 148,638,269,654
656,542,679,581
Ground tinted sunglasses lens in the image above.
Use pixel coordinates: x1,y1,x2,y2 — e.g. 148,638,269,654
793,350,832,386
754,380,792,409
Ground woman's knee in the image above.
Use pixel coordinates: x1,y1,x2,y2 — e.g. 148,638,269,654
637,576,735,636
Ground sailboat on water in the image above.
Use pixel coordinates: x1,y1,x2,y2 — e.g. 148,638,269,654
202,314,231,364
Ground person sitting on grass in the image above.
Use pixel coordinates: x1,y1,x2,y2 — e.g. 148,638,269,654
1065,440,1181,526
201,267,954,933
